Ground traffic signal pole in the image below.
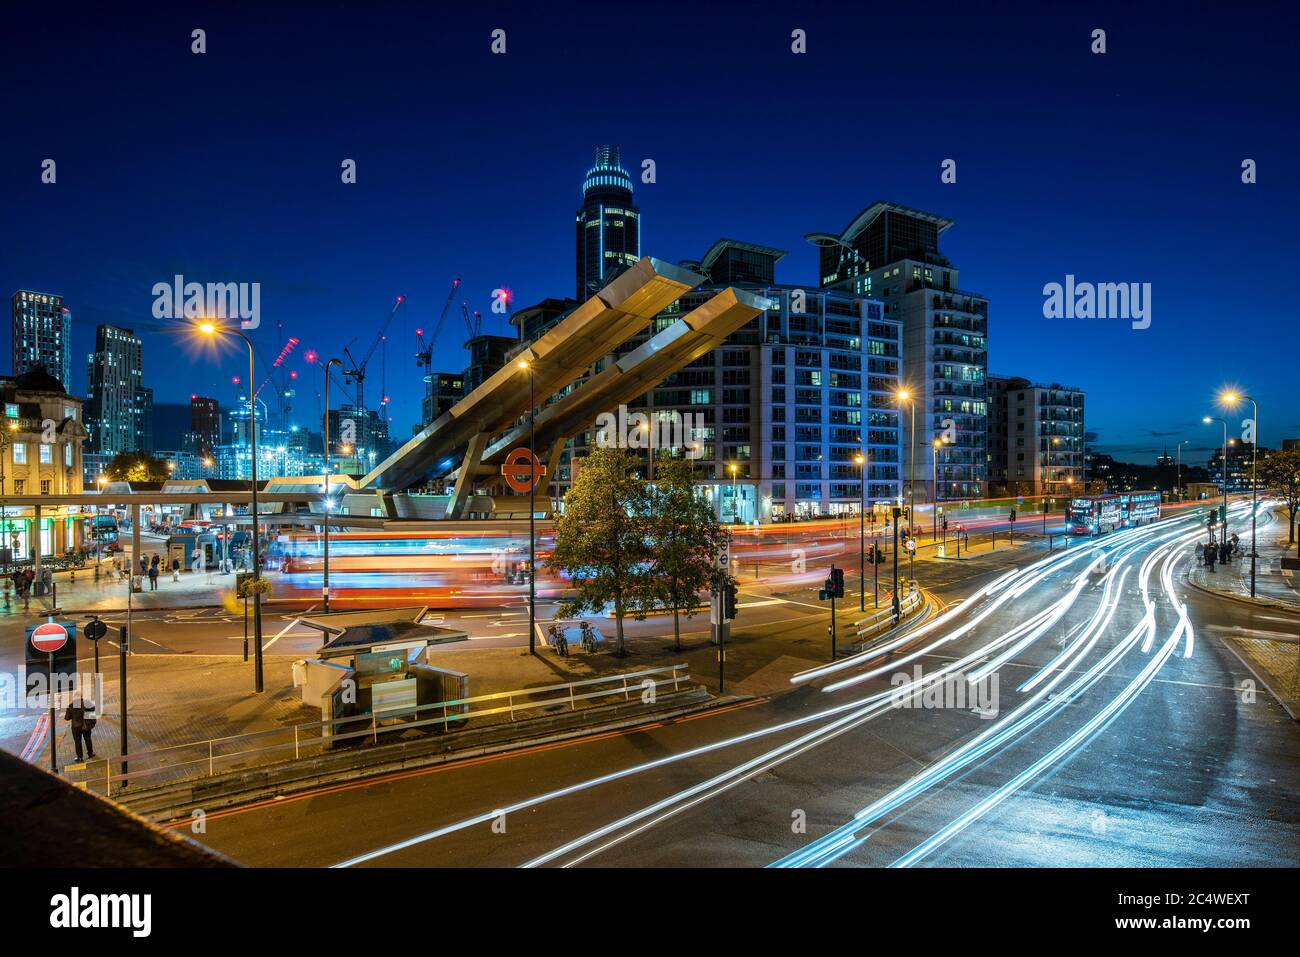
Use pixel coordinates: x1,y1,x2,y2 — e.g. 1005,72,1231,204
892,508,901,620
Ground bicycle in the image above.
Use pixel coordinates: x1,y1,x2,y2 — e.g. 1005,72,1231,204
579,620,598,655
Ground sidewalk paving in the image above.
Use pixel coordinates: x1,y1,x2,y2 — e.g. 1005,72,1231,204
0,565,268,617
1186,510,1300,611
1187,508,1299,719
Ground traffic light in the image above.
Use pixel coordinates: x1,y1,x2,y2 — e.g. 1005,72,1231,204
1009,509,1017,522
723,583,738,621
831,567,845,598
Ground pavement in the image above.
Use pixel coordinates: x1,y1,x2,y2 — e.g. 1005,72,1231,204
0,518,1031,791
174,506,1300,868
1185,506,1300,611
1184,506,1300,714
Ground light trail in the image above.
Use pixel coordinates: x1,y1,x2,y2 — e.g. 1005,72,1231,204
333,508,1213,868
773,527,1203,868
524,514,1206,867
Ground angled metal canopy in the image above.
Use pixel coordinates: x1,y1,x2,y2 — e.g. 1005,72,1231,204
363,256,706,491
479,285,772,467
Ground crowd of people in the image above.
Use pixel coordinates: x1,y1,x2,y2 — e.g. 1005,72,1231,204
1199,534,1241,573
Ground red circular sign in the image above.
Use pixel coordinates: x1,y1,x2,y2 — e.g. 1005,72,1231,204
31,622,68,654
501,447,544,494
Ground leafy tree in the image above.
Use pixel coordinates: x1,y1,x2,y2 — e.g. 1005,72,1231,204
1259,448,1300,545
104,451,172,483
647,454,731,652
548,447,653,657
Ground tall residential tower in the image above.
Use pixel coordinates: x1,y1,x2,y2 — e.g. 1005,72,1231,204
811,202,989,500
575,146,640,302
85,324,153,455
11,290,73,392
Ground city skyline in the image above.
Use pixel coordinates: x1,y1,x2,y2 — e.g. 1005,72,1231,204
3,0,1299,919
3,4,1296,462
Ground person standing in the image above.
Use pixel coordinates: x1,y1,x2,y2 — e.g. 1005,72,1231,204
64,695,97,762
147,559,159,591
171,555,181,582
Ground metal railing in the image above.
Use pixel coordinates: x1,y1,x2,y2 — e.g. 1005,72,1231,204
853,586,922,640
71,664,691,796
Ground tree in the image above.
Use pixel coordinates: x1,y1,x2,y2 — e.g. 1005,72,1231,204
547,447,653,657
647,454,731,652
1259,449,1300,546
104,451,171,483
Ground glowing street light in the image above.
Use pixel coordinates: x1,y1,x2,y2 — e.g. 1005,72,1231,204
1203,415,1230,541
196,318,266,692
1218,390,1260,596
517,356,538,655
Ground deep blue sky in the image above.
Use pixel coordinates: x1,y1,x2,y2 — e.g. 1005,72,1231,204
3,1,1297,462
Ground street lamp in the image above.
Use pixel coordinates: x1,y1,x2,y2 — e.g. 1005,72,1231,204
321,356,344,613
518,358,537,656
896,388,916,532
1175,438,1189,500
198,320,266,692
931,438,948,540
1219,391,1259,597
1203,416,1230,542
854,452,867,611
0,425,11,572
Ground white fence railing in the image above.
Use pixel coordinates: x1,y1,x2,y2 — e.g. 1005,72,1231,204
71,664,691,797
852,585,922,641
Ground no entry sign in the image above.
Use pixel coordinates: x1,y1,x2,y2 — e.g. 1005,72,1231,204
31,622,69,654
501,447,544,494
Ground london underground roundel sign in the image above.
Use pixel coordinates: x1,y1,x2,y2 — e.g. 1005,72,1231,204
31,622,69,654
501,447,544,494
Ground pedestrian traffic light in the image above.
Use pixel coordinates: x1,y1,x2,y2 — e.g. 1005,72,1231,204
831,567,845,598
1009,509,1017,522
723,583,738,621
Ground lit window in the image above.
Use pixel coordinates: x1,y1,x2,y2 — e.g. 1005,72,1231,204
39,444,52,464
13,443,26,464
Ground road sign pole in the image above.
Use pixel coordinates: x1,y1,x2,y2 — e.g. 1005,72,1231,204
830,581,837,660
119,625,128,783
718,621,725,695
892,511,901,621
48,650,56,773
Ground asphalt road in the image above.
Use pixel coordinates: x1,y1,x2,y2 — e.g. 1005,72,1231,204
183,502,1300,867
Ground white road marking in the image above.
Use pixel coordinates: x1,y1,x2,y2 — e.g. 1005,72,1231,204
264,618,302,650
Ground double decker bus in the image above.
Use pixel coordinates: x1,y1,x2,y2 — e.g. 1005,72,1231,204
84,514,119,549
1067,491,1161,535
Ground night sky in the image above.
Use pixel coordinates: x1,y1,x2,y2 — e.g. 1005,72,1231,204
3,1,1296,459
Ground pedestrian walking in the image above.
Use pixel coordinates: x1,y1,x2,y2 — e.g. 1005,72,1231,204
1204,542,1216,573
171,556,181,582
64,695,97,762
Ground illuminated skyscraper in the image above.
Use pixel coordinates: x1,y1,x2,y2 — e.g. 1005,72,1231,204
575,145,640,302
11,290,72,392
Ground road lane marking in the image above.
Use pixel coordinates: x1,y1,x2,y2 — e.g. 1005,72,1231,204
264,618,302,650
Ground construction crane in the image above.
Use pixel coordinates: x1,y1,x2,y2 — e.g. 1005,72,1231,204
343,294,405,414
415,278,461,384
461,302,482,341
